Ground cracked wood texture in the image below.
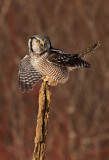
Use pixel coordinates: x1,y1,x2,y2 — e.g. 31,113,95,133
33,81,51,160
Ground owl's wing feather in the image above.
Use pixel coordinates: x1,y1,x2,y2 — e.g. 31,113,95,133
47,52,91,68
48,41,100,68
50,48,68,54
18,55,42,92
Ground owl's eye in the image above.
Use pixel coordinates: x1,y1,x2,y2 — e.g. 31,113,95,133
36,39,40,44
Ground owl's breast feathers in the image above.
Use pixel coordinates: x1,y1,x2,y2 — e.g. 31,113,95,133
30,53,69,85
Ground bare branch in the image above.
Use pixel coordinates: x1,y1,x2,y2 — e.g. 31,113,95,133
33,81,51,160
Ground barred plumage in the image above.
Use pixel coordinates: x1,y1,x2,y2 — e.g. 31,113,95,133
18,35,100,92
18,55,42,92
47,52,91,68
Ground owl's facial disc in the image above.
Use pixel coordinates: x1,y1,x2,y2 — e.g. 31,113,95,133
29,37,44,54
28,35,51,54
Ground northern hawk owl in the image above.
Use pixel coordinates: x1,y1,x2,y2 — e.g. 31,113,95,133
18,35,100,92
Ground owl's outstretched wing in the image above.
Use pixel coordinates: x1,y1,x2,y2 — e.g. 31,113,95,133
48,41,100,68
47,52,91,68
50,42,100,57
18,55,42,92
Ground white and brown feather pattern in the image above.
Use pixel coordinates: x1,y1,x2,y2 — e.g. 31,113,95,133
18,55,42,92
31,53,69,84
48,42,100,67
47,53,91,68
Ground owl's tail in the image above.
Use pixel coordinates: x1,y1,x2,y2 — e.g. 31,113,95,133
77,41,100,58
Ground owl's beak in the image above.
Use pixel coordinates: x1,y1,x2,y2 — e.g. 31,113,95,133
43,42,45,47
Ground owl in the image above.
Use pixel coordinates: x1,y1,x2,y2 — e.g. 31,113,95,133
18,35,100,92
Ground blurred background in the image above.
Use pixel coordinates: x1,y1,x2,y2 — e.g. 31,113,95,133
0,0,109,160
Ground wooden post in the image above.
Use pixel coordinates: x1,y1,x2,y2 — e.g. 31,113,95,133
33,81,51,160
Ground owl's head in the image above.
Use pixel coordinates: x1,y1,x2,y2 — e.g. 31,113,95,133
28,35,51,54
